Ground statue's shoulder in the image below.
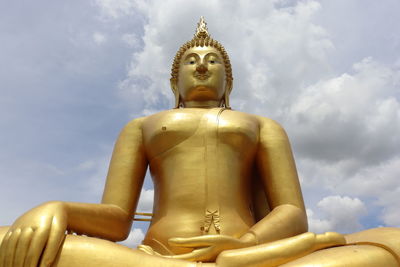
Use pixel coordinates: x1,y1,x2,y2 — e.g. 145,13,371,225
127,116,146,124
227,110,282,128
122,116,149,131
139,109,177,126
224,109,259,121
126,110,183,132
124,109,176,125
250,114,287,134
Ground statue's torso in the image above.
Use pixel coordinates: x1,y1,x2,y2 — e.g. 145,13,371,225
141,108,260,254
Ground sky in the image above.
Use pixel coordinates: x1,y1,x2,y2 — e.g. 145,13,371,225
0,0,399,248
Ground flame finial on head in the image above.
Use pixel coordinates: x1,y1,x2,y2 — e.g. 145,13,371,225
195,16,210,38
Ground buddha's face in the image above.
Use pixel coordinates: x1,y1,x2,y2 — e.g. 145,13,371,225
177,46,227,103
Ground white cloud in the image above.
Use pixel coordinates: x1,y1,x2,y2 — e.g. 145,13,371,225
288,57,400,165
78,151,112,199
381,202,400,227
307,208,331,234
94,0,137,19
336,157,400,227
119,228,145,248
291,57,400,230
121,33,140,48
93,32,107,45
308,195,367,234
301,157,400,229
137,189,154,212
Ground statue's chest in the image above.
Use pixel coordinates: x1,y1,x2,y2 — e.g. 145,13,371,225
142,109,259,161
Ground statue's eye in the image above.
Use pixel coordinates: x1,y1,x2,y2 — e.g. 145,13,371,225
209,60,216,64
184,60,196,65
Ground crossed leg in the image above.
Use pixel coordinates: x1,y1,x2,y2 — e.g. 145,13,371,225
1,226,399,267
0,227,199,267
281,227,400,266
216,228,400,267
53,235,199,267
49,232,349,267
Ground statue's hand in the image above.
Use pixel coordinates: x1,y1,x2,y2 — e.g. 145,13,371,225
0,201,67,267
166,235,250,262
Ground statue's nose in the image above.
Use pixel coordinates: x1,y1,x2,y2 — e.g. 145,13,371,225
196,63,207,74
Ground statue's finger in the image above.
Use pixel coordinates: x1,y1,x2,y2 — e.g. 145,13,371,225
39,216,66,267
4,228,21,267
138,245,155,255
24,226,49,267
167,247,210,261
169,235,223,247
0,230,12,266
14,227,34,267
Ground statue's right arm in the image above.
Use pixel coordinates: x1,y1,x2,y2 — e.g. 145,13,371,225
0,117,148,267
238,116,308,246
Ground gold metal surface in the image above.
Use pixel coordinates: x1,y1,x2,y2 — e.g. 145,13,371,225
1,17,400,267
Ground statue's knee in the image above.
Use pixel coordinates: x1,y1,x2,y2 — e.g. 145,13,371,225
215,250,238,267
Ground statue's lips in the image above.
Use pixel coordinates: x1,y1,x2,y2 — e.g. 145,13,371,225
194,73,211,80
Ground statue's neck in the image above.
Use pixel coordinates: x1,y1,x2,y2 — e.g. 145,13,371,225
182,100,223,108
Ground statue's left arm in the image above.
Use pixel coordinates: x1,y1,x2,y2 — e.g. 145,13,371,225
239,116,308,245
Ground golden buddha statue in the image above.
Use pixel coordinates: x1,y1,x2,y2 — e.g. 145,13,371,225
1,17,400,267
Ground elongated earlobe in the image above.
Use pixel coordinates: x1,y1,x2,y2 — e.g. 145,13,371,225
170,79,180,108
224,81,233,109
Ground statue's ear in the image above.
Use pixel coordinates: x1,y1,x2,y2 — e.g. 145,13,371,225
224,80,233,108
170,79,180,108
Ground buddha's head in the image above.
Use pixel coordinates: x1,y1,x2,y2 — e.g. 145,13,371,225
170,17,233,108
